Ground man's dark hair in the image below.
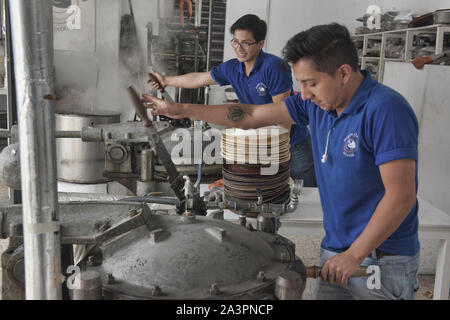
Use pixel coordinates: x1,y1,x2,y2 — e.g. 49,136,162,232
230,14,267,42
282,23,359,75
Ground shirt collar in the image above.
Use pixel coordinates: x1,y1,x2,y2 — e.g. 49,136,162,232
239,50,265,75
341,69,376,115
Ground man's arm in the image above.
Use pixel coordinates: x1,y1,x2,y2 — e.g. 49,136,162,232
141,94,295,129
149,70,217,90
321,158,417,285
272,90,293,130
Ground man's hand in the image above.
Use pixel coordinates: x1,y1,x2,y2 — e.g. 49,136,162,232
142,94,185,119
320,251,363,285
147,70,166,92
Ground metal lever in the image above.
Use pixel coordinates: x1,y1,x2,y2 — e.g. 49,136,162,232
148,73,174,102
127,86,186,203
127,86,152,127
306,266,369,278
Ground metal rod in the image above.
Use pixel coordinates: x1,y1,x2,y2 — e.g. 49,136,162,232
205,0,213,72
9,0,62,300
54,131,81,138
205,0,213,105
0,129,82,139
195,0,202,28
4,0,20,205
152,52,206,59
4,0,16,140
119,196,181,206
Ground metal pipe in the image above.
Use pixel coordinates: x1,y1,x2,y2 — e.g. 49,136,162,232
57,192,122,202
4,0,16,141
204,0,213,105
194,0,202,28
9,0,62,300
0,129,82,139
205,0,213,72
4,0,20,205
119,196,181,206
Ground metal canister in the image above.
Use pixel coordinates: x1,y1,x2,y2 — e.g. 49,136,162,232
433,9,450,24
55,110,120,183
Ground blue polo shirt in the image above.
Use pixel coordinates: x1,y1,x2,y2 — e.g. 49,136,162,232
210,50,308,145
285,70,419,256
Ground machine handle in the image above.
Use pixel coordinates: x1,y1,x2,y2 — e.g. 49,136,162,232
148,73,174,102
306,266,369,278
148,72,165,93
127,86,152,127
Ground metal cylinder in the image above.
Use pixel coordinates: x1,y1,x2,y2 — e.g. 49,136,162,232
70,270,103,300
274,270,305,300
55,111,120,183
9,0,61,300
141,149,154,181
257,213,279,234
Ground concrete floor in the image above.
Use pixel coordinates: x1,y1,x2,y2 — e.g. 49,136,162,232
0,185,440,300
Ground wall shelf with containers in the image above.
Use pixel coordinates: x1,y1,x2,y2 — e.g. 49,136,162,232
353,24,450,83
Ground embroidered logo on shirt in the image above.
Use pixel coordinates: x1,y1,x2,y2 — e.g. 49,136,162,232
256,83,268,96
343,133,359,157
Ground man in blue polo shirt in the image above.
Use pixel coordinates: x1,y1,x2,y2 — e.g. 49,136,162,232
143,23,420,300
149,14,316,186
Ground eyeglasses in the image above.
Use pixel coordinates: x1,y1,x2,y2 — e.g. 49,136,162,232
230,39,257,50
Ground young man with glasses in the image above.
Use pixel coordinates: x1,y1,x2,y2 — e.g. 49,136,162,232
149,14,316,186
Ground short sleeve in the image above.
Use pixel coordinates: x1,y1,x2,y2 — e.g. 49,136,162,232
210,61,231,86
368,96,419,166
284,94,309,126
265,60,293,96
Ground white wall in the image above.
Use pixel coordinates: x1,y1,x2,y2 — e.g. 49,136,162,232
225,0,450,90
384,62,450,215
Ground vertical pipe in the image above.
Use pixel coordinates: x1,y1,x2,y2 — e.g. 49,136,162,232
4,0,21,204
9,0,62,299
205,0,213,72
194,0,202,103
204,0,213,105
194,30,199,102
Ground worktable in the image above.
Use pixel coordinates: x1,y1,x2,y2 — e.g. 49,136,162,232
204,186,450,300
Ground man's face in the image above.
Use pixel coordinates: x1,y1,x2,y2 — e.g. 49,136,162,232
293,58,345,113
232,29,264,64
